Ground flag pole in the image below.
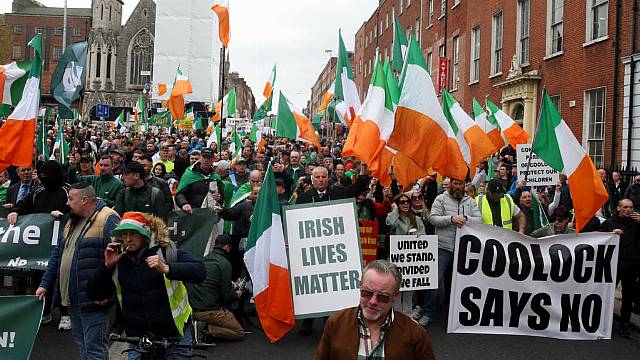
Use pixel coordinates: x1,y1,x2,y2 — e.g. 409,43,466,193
219,46,226,155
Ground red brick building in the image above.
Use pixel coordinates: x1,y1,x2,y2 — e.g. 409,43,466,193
3,0,91,101
353,0,639,168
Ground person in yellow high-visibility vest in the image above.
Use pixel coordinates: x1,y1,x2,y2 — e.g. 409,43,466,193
476,179,526,234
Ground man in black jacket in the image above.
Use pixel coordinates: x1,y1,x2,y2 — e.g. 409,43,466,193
114,162,168,221
600,198,640,338
298,165,370,335
175,148,225,214
138,154,173,212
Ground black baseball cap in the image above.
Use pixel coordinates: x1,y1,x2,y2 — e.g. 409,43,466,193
487,179,505,194
201,148,215,157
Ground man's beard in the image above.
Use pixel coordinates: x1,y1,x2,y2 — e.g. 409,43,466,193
450,188,465,199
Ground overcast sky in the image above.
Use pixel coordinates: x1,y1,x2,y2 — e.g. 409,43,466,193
1,0,378,109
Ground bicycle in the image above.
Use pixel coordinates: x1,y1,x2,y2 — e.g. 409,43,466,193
109,332,212,359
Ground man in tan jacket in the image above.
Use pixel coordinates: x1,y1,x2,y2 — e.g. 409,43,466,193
314,260,436,360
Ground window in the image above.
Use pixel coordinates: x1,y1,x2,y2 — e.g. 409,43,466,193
516,0,530,65
384,47,388,60
584,88,606,167
101,5,104,20
74,27,82,36
129,29,154,86
380,20,383,35
428,0,434,25
368,59,372,75
55,27,63,36
106,50,112,79
400,0,404,14
547,0,563,55
12,46,22,60
416,18,420,41
427,51,433,74
13,25,23,34
95,46,102,78
386,13,389,29
374,23,377,38
407,27,413,41
441,0,447,17
452,36,459,90
470,26,480,83
407,0,411,7
550,95,561,113
35,27,44,34
587,0,608,41
491,12,503,75
53,46,62,60
439,44,445,58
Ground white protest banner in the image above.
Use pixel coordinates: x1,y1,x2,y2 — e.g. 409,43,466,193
283,199,362,318
516,144,559,186
448,224,619,340
389,235,438,291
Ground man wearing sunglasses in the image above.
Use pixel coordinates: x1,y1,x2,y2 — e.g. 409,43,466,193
314,260,435,360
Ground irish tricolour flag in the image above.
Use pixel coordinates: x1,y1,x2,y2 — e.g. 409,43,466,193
486,98,530,148
244,165,295,343
0,34,42,171
212,89,236,122
334,30,360,127
532,91,609,232
276,92,320,149
263,64,276,99
0,61,29,106
473,97,504,149
442,89,496,178
387,34,468,182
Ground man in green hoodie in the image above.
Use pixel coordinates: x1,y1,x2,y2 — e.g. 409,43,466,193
68,154,124,207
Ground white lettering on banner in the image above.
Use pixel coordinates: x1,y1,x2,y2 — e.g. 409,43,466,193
6,257,27,267
516,144,559,186
0,221,58,246
448,224,619,340
285,200,363,318
0,331,16,348
389,235,438,291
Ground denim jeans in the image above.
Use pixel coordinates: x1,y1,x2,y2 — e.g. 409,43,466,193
69,305,114,360
127,326,193,360
422,249,455,319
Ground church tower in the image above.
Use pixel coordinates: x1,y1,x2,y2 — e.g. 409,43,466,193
87,0,122,93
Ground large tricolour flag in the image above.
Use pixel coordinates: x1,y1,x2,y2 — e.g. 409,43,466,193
473,97,504,149
211,0,230,48
532,91,608,232
244,164,295,343
334,30,360,127
486,98,530,148
0,34,42,171
387,35,468,182
0,61,29,105
276,92,321,149
442,89,497,178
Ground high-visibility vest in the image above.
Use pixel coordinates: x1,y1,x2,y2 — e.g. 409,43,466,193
476,194,515,229
113,246,193,336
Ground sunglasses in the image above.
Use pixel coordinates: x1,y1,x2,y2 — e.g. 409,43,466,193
360,289,392,304
411,196,422,200
398,199,410,205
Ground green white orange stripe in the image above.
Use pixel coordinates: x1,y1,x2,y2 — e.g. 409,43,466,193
263,64,276,99
168,67,192,121
212,89,236,122
0,34,41,171
388,35,468,182
211,0,230,48
486,98,530,148
473,97,504,149
532,91,608,233
392,14,408,73
334,30,361,127
276,92,320,149
0,61,28,105
244,165,295,343
442,89,496,178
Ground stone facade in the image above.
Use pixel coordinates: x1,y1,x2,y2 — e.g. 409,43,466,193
82,0,156,119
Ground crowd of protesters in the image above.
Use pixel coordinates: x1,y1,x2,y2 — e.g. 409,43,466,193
1,118,639,356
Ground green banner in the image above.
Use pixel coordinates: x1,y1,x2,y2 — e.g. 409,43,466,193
0,296,44,360
0,214,63,271
149,110,172,127
168,208,218,261
0,210,216,272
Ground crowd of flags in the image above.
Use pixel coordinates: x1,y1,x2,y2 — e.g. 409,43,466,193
0,0,610,344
